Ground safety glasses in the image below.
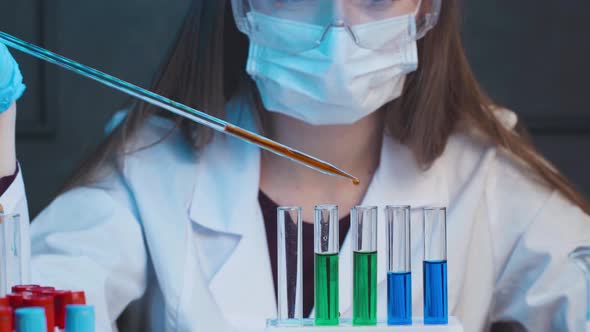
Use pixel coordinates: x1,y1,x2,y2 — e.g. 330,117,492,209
232,0,441,53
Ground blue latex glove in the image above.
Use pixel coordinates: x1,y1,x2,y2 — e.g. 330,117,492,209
0,43,26,113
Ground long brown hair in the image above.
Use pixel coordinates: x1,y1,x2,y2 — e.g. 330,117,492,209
63,0,590,215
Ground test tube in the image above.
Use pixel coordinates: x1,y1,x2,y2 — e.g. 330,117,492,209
386,206,412,325
276,207,303,326
0,213,29,297
351,206,378,326
314,205,339,326
423,207,448,325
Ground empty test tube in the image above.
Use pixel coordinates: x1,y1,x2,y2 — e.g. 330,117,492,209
276,207,303,326
386,206,412,325
423,207,448,325
0,213,30,297
314,205,340,326
351,206,378,326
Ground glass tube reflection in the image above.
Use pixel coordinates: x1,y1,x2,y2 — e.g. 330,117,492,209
351,206,378,326
276,207,303,325
385,205,412,325
314,204,339,326
423,207,448,325
0,213,28,297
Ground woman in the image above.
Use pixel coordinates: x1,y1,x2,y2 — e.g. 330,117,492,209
1,0,589,331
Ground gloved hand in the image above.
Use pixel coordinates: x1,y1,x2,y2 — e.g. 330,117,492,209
0,43,26,113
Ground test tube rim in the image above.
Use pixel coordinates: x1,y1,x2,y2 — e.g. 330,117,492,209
314,204,339,254
314,204,338,211
422,206,447,262
277,206,302,213
385,205,411,211
422,206,448,232
0,212,20,224
353,205,378,210
385,205,411,273
351,205,378,253
354,205,378,210
423,206,447,213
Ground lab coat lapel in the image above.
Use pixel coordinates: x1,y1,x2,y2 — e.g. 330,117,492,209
338,135,450,318
187,100,276,331
121,117,208,331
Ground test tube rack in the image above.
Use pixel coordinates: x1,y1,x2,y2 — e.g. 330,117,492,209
266,317,463,332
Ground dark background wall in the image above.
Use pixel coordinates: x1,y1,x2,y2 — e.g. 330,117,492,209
0,1,589,217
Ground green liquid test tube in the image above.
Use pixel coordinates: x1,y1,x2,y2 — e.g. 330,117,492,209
353,250,377,325
314,205,340,326
351,206,378,326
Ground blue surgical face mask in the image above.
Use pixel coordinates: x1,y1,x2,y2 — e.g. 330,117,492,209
246,12,419,126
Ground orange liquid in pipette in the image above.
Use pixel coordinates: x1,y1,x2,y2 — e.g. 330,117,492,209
225,125,360,185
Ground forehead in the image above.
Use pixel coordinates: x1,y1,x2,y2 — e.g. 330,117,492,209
248,0,421,15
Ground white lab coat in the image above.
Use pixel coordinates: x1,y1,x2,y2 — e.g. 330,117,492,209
1,93,589,331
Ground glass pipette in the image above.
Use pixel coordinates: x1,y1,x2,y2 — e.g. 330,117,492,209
0,31,359,185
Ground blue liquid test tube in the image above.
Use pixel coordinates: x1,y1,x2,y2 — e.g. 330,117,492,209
385,206,412,325
276,207,303,326
423,207,448,325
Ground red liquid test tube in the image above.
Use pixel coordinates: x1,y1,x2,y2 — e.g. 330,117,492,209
22,295,55,332
0,306,12,332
